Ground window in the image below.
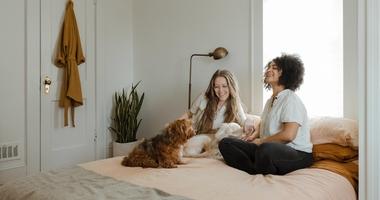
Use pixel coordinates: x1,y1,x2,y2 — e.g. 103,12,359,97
262,0,343,117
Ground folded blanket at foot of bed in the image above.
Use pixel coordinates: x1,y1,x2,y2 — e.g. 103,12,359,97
311,143,358,191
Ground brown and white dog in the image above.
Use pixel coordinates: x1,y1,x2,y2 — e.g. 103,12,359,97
121,119,195,168
183,122,244,159
183,115,261,159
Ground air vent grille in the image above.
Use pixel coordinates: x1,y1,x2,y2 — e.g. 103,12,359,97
0,143,20,161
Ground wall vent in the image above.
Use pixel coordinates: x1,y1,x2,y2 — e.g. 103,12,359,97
0,142,20,162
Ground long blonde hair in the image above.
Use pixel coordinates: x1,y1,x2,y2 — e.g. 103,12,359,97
197,69,241,133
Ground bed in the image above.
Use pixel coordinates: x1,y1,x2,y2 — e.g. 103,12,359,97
0,156,356,200
0,117,358,200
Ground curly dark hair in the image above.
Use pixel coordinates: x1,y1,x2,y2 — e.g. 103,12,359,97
264,54,304,91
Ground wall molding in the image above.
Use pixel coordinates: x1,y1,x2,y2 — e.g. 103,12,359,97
95,0,106,159
357,0,366,199
364,0,380,199
26,0,41,175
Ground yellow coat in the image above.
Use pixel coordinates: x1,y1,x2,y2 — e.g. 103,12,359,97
55,1,85,127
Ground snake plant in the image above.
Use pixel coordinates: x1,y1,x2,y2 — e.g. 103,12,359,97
109,81,144,143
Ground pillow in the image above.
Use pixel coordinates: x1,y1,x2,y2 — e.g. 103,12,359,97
312,143,358,162
310,117,358,149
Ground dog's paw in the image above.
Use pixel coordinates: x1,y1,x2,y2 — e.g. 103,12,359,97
177,160,186,165
161,163,177,168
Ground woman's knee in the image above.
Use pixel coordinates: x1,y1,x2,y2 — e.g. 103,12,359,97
256,142,278,156
258,142,299,161
254,143,282,165
218,137,239,152
218,137,232,151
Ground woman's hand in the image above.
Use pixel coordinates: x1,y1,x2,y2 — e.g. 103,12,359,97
244,126,255,135
252,138,263,145
241,133,257,142
243,118,255,134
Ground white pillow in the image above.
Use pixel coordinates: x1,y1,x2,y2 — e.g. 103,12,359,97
310,117,358,149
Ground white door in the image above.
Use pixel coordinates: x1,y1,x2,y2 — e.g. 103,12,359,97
40,0,96,171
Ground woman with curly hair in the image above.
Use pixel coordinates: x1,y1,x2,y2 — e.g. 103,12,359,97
219,54,313,175
181,69,251,134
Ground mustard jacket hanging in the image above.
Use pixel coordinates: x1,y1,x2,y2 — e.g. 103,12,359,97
55,1,85,127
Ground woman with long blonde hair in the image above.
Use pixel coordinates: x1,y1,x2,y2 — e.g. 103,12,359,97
181,69,248,134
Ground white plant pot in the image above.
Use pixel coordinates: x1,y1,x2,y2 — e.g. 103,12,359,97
113,139,143,157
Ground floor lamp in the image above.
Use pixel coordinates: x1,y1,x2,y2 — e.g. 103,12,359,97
188,47,229,109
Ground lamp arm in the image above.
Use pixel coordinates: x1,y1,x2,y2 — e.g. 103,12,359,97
192,53,211,57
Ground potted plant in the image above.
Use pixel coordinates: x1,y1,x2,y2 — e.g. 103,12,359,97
109,81,144,157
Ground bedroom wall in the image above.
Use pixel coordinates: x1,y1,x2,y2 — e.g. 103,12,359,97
0,0,34,184
133,0,251,138
344,0,358,120
99,0,134,156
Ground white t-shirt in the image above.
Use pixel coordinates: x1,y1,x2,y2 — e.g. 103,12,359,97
190,93,247,130
260,89,312,153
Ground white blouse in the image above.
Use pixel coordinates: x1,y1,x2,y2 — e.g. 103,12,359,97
260,89,312,153
190,93,247,130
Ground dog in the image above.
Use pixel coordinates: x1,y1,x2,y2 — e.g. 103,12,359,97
215,122,243,141
121,119,195,168
183,122,244,159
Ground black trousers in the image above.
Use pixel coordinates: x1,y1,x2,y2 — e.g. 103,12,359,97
218,137,313,175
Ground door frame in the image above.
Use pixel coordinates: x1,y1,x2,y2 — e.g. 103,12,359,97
26,0,41,175
94,0,106,160
26,0,106,175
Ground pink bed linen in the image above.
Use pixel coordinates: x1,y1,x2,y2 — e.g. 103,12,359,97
80,157,356,200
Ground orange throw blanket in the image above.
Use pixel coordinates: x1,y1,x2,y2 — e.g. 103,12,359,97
311,143,358,191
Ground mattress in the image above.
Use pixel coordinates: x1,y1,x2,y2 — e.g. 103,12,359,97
80,156,356,200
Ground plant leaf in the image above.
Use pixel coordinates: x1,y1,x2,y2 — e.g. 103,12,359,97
109,81,144,143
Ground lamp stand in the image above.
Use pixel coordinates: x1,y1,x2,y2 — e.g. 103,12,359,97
188,54,209,109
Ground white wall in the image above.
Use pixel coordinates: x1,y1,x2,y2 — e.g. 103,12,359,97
133,0,251,138
344,0,358,120
0,0,28,182
99,0,134,156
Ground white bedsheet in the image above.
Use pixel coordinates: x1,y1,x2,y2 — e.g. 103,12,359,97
80,157,356,200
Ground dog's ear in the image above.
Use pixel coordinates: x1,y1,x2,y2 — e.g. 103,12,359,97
165,119,180,133
166,124,174,135
168,119,193,135
166,120,179,135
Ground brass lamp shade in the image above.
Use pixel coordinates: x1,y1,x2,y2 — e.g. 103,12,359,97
188,47,229,109
209,47,228,60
